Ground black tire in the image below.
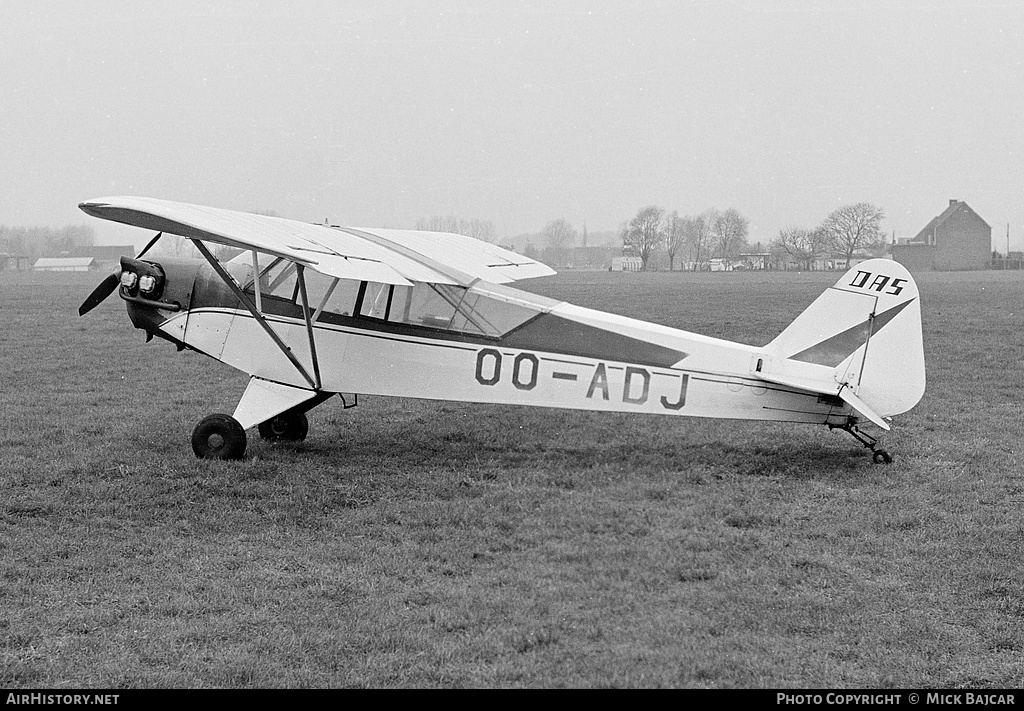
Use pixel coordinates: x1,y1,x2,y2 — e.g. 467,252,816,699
192,413,247,460
873,449,893,465
257,412,309,442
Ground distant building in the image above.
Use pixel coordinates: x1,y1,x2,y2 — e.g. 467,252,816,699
1,254,32,271
891,199,991,271
33,257,96,272
737,253,771,270
70,245,134,269
709,258,732,272
611,256,642,272
569,245,614,270
771,244,890,271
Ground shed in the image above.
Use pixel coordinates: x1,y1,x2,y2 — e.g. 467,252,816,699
33,257,97,272
1,254,33,271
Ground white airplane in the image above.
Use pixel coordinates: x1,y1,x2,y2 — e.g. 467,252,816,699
78,197,925,463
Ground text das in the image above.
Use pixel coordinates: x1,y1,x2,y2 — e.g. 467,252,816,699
849,270,907,296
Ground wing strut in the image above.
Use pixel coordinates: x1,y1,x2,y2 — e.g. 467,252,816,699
191,239,319,390
251,251,263,312
295,264,322,390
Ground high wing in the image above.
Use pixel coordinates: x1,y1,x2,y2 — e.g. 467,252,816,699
78,196,554,286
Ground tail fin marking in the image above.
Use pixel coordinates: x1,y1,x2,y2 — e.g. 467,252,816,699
789,299,913,368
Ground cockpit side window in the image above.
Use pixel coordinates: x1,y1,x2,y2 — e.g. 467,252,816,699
243,261,363,318
242,258,298,299
242,261,544,337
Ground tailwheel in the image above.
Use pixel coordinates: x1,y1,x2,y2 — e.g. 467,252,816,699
192,413,247,460
829,419,894,465
258,412,309,442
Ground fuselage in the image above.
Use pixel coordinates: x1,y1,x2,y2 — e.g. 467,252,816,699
122,255,854,427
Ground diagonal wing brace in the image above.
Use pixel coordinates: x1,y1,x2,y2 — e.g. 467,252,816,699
191,240,321,391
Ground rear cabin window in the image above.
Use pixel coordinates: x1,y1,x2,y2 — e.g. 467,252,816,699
356,281,538,337
358,282,393,320
301,270,361,317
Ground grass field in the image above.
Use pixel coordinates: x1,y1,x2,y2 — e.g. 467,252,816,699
2,267,1023,688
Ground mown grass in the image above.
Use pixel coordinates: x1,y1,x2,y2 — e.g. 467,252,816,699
1,268,1023,688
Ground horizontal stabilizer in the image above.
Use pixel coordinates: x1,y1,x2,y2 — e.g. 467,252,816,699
838,386,890,431
754,369,890,430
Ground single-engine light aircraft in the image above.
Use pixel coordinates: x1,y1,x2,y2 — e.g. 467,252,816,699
78,197,925,463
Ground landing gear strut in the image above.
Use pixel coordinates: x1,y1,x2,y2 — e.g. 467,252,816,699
830,419,893,464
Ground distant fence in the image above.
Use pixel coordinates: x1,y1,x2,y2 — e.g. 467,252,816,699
990,259,1024,270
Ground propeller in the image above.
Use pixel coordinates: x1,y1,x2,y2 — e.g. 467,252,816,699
78,232,163,316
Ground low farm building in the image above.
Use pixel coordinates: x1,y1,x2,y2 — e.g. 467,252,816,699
33,257,96,272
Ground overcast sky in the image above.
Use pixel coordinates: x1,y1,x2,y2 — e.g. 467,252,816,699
2,0,1022,251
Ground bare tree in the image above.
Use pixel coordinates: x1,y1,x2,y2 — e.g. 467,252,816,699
820,203,886,261
664,211,686,271
682,210,715,269
0,226,25,256
151,235,198,259
54,225,96,253
712,208,749,263
621,205,665,270
415,216,498,243
771,226,828,270
416,215,459,233
464,218,498,243
542,218,577,249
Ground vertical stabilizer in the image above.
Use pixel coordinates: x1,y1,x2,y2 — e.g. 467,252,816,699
759,259,925,419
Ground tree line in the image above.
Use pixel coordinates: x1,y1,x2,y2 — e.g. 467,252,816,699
771,203,887,270
619,206,753,271
414,216,497,243
419,201,888,272
0,224,96,259
619,202,887,270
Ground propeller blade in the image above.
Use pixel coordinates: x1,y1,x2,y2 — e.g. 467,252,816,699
78,271,121,316
137,231,162,259
78,232,163,317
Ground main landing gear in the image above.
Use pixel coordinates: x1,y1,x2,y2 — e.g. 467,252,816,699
830,419,893,464
191,411,309,460
257,412,309,442
192,413,247,460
